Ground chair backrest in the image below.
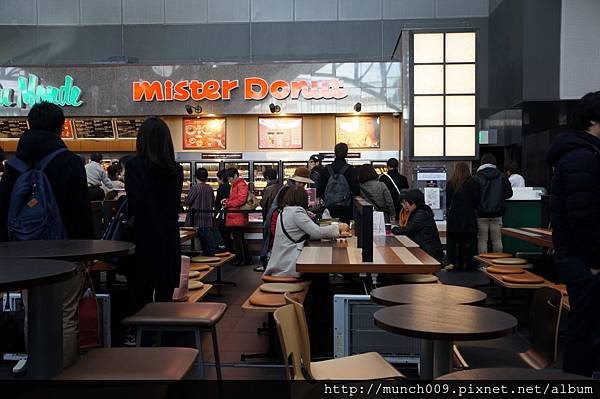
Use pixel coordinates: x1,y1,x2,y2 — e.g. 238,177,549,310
284,292,312,372
528,286,563,368
274,304,309,380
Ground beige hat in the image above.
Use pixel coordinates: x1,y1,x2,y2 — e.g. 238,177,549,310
290,166,313,184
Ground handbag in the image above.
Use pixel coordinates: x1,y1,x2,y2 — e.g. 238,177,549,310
79,270,100,349
240,192,259,211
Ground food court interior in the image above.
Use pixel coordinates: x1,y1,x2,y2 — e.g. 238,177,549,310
0,0,599,387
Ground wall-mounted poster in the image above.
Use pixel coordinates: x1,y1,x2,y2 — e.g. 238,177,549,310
61,119,74,139
183,118,226,149
115,118,144,139
335,116,381,148
258,117,303,149
73,119,115,139
0,119,29,139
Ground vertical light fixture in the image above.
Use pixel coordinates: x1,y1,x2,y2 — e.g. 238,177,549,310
411,31,477,158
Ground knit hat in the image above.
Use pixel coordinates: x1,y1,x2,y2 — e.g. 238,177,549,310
290,167,313,184
404,189,424,206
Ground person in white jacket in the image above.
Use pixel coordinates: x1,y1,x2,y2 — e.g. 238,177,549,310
264,186,348,278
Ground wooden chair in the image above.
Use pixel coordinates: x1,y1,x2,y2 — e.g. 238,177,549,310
273,293,404,381
457,287,564,370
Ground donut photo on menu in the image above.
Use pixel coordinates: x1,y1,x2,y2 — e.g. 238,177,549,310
182,118,226,149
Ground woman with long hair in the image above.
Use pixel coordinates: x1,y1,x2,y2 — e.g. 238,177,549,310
125,117,183,313
446,162,480,270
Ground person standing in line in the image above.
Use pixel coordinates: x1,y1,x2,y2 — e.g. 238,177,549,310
0,102,94,368
473,153,513,254
308,154,325,189
260,168,281,222
446,162,480,271
85,153,113,200
215,169,232,252
504,161,526,188
379,158,409,221
358,164,396,223
546,91,600,377
317,143,359,223
125,117,183,313
186,167,219,256
223,168,251,266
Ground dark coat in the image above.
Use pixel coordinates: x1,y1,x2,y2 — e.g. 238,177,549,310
0,129,93,241
473,166,513,218
125,156,183,294
391,205,446,263
215,181,230,226
546,131,600,264
379,169,409,217
446,178,480,234
316,158,359,221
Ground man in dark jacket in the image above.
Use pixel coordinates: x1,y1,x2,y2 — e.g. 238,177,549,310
546,91,600,377
391,189,447,265
379,157,409,220
0,102,93,369
473,153,513,254
317,143,360,223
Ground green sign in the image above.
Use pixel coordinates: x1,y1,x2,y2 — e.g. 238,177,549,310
0,74,83,108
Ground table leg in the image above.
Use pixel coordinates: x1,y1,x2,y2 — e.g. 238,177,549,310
27,280,65,378
433,339,452,378
420,339,433,380
205,266,237,287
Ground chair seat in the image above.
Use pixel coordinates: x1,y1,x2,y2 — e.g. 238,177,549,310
492,258,528,265
122,302,227,327
90,260,116,272
396,274,438,284
479,252,513,259
486,266,525,274
457,344,530,370
311,352,404,380
261,275,302,284
57,348,197,380
502,274,545,284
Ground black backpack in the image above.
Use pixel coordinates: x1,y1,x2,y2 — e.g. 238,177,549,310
323,164,351,207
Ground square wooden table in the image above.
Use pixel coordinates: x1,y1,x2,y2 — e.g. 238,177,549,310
296,236,441,274
501,227,553,249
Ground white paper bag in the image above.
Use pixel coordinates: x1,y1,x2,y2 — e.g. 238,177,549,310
373,211,386,236
172,255,190,301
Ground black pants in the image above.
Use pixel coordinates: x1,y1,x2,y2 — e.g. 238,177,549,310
328,206,353,224
448,232,476,270
555,250,600,376
230,227,251,265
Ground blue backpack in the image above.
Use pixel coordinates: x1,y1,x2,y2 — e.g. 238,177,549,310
6,148,68,241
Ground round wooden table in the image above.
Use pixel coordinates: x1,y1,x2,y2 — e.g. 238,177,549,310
436,367,590,380
0,258,77,379
370,284,487,306
0,240,135,261
374,304,517,379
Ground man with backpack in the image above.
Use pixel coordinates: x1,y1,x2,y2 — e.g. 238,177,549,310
473,153,513,254
317,143,360,223
0,102,94,369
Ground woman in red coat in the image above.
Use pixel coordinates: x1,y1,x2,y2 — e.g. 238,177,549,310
223,168,251,265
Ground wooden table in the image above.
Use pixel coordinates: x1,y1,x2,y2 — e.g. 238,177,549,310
374,304,517,379
501,227,553,249
179,228,197,243
474,255,534,269
0,240,135,261
436,367,589,380
196,254,237,286
482,267,553,289
370,284,487,306
296,236,441,274
0,259,77,379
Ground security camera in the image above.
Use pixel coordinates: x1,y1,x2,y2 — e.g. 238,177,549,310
269,103,281,113
185,104,202,115
185,105,193,115
393,112,401,118
354,102,362,112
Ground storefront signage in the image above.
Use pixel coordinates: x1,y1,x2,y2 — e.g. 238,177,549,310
201,152,242,160
0,74,83,108
132,78,347,102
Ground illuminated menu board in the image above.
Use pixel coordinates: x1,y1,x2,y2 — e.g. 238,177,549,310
61,119,74,139
0,119,28,139
182,118,226,149
114,118,144,139
73,119,115,139
258,117,303,149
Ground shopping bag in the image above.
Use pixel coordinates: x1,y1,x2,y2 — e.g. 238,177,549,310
373,211,386,236
172,256,191,301
79,271,100,349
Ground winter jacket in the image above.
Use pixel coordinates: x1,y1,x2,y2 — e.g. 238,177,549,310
225,178,249,227
473,164,513,218
359,180,396,222
446,177,480,234
0,129,93,241
379,169,409,217
264,206,339,277
391,205,446,264
310,165,325,189
316,157,359,222
546,131,600,264
260,180,281,220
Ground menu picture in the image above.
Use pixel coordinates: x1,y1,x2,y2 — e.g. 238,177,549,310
61,119,74,139
183,118,226,149
335,116,381,149
115,118,144,139
0,119,29,139
73,119,115,139
258,117,302,149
